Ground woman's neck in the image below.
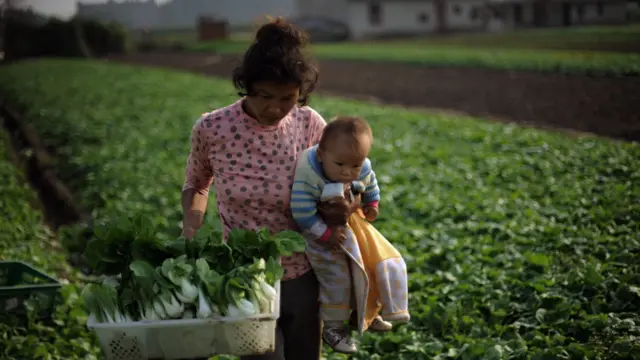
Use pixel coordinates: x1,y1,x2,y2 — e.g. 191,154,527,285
241,99,258,119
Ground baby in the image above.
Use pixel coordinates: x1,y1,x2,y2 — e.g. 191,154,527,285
290,116,408,354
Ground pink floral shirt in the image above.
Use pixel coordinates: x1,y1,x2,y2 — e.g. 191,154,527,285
183,99,327,281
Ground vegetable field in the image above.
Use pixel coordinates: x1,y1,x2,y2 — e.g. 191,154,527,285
383,25,640,52
0,129,102,359
0,59,639,359
148,24,640,53
181,25,640,76
188,40,640,76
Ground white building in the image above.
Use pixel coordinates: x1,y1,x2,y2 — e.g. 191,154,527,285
295,0,629,40
484,0,628,32
75,0,630,38
76,0,297,30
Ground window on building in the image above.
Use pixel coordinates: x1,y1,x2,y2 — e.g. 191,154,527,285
469,7,479,20
418,12,429,23
369,2,382,25
514,3,523,23
452,4,462,15
576,4,584,21
597,1,604,16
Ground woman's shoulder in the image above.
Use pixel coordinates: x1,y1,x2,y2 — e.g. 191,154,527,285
193,101,243,129
294,105,325,123
292,106,327,140
202,100,243,121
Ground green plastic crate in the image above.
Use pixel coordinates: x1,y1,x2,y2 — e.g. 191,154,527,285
0,261,61,321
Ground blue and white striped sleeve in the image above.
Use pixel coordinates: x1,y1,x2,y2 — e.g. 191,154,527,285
290,163,331,241
359,159,380,207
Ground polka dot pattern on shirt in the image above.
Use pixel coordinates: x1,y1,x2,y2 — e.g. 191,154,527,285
183,99,327,281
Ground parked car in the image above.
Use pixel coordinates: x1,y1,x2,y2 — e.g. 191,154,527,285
289,16,350,42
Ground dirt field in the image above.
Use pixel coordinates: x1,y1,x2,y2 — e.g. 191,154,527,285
106,52,640,142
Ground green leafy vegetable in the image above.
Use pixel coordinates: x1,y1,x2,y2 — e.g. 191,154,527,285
1,60,638,359
0,130,102,359
79,222,303,324
186,25,640,76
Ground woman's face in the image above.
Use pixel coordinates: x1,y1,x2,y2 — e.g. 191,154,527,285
244,82,300,126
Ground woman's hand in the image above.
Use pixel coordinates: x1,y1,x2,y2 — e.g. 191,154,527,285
322,226,348,250
182,209,205,240
182,227,196,240
181,189,208,240
317,192,362,227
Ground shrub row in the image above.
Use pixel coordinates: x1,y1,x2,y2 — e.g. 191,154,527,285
3,10,129,61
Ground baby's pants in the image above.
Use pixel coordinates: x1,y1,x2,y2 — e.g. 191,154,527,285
305,230,354,323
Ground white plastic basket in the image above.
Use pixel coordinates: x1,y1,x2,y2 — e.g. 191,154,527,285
87,280,280,360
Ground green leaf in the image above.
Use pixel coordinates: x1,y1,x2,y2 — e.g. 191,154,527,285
272,230,307,256
524,252,551,268
264,258,284,286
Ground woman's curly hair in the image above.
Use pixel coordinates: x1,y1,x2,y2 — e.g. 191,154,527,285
232,17,319,106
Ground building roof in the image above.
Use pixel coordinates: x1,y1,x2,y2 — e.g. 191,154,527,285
347,0,435,3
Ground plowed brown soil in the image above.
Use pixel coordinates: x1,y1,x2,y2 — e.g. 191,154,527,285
106,52,640,141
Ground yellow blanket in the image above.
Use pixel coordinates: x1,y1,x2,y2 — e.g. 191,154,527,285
342,209,410,333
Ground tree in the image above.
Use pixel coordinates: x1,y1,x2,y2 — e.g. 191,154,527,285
1,0,32,59
1,0,26,12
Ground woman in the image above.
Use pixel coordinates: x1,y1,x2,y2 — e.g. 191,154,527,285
181,18,359,360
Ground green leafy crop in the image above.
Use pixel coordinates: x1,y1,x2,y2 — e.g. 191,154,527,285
186,25,640,76
0,129,101,359
0,59,638,359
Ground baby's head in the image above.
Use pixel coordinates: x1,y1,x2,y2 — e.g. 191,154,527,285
317,116,373,183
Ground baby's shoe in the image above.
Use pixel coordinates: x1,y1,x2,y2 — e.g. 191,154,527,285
369,315,393,332
323,326,357,354
383,312,411,324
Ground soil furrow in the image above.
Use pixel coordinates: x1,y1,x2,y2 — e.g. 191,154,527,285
106,52,640,142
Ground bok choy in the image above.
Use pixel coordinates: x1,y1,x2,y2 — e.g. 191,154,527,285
80,220,305,324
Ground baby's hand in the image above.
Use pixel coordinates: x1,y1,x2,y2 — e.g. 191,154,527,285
363,206,379,221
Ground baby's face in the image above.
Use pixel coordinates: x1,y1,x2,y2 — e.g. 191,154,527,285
319,134,371,183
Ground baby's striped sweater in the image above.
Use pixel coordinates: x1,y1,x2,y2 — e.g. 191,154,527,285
290,145,380,241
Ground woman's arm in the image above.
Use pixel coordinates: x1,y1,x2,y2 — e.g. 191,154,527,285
181,189,209,239
181,118,215,238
